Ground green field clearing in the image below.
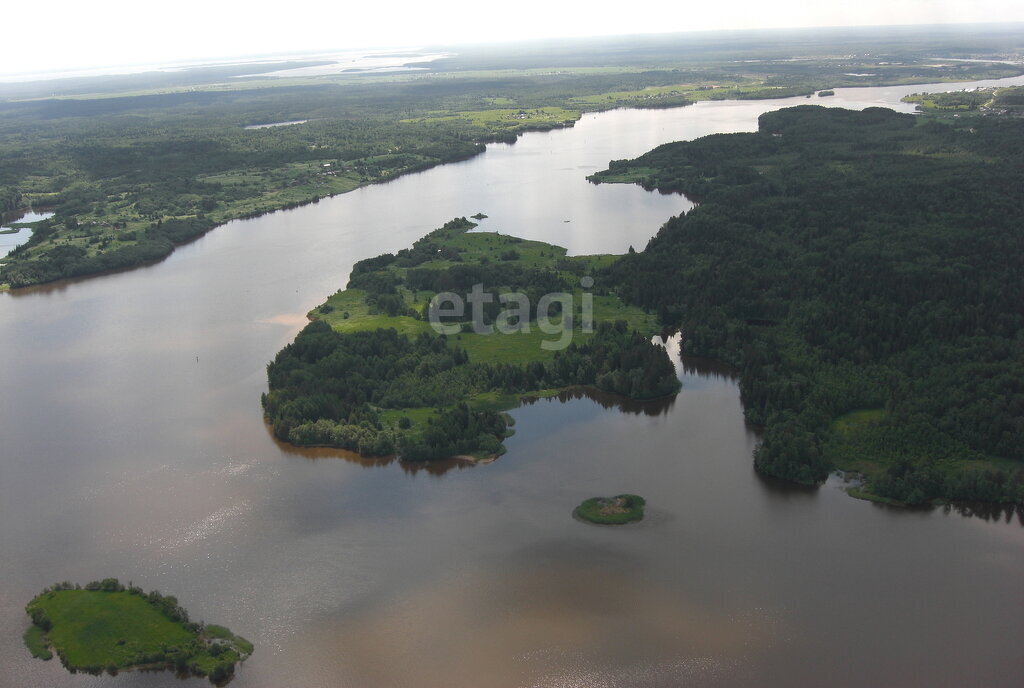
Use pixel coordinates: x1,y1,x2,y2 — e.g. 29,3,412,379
25,584,251,683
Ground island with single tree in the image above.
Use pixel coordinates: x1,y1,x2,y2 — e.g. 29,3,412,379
262,217,680,461
590,105,1024,507
24,579,252,684
574,494,647,525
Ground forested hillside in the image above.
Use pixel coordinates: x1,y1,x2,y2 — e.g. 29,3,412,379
594,106,1024,504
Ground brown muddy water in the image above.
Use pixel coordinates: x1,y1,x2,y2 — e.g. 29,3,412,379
2,76,1023,688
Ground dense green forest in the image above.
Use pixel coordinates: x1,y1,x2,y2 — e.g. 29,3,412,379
263,219,679,460
592,106,1024,505
1,28,1021,288
264,319,676,460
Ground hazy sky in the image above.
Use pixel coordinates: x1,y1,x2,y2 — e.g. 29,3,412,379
3,0,1023,77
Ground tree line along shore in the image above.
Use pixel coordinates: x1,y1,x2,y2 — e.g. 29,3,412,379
2,32,1020,288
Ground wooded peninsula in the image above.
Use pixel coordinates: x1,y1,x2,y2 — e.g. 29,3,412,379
262,218,679,460
591,105,1024,506
264,100,1024,506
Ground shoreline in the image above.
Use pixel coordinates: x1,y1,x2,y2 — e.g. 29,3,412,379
0,150,483,291
7,71,1024,292
270,380,680,462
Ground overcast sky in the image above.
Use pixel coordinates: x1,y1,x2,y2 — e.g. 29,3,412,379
3,0,1023,77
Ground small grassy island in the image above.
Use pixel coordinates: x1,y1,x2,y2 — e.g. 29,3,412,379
262,217,680,461
574,494,647,525
24,579,252,685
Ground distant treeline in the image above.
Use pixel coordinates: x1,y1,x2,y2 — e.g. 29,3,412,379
598,106,1024,504
1,37,1019,288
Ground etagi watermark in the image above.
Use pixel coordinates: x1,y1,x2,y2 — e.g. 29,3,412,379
428,277,595,351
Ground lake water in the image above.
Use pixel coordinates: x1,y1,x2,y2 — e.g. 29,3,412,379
0,211,53,260
2,76,1023,688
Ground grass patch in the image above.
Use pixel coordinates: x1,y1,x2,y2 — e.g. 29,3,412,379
832,408,887,437
377,390,558,434
22,625,52,660
311,229,658,366
574,494,646,525
847,486,905,506
231,635,254,656
379,405,440,429
315,288,435,337
29,590,193,669
586,166,661,185
201,624,233,639
315,290,656,366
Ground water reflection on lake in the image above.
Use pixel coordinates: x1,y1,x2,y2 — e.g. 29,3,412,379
0,210,53,259
2,76,1023,688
